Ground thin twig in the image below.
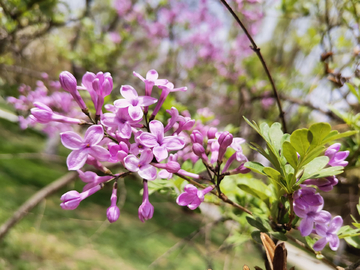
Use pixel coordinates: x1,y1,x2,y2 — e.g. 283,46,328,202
0,172,78,241
345,258,360,270
219,0,288,133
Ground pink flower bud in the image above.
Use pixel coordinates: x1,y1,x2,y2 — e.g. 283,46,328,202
218,131,233,162
60,184,102,210
59,71,87,111
190,130,203,144
107,183,120,223
207,127,217,139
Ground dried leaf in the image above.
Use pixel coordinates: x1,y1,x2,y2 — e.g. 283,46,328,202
272,242,287,270
260,233,276,270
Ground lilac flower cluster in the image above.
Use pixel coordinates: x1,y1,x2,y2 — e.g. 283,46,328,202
10,69,250,224
7,77,83,136
293,144,349,251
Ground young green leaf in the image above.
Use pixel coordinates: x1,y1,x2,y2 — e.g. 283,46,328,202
282,141,298,169
290,129,310,157
238,178,270,201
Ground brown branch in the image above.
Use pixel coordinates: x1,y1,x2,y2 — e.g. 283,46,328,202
219,0,288,133
0,171,78,241
345,258,360,270
174,173,252,215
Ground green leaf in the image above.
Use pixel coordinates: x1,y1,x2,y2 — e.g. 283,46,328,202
308,122,331,149
270,232,287,241
322,130,358,144
299,156,329,182
282,141,298,168
238,178,270,201
269,122,284,153
290,129,310,157
244,161,265,175
345,236,360,248
249,142,271,161
305,236,316,251
347,83,360,100
250,231,262,244
246,217,269,232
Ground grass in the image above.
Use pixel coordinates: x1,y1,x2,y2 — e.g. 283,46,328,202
0,118,263,270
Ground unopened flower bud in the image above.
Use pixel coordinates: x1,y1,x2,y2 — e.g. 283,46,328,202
59,71,87,111
218,131,233,162
107,182,120,223
207,127,217,139
190,130,203,144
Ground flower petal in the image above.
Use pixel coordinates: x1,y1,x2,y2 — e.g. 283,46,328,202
315,224,327,237
139,132,158,147
314,210,332,224
124,155,140,172
84,125,104,145
146,69,158,81
89,145,110,161
118,122,132,139
128,105,143,121
153,145,168,162
67,149,89,170
328,234,340,250
120,85,138,99
138,164,157,180
138,96,158,106
61,131,83,150
328,216,343,233
163,136,185,151
114,99,131,108
313,237,328,251
299,217,314,236
139,149,153,165
149,120,164,142
176,193,195,206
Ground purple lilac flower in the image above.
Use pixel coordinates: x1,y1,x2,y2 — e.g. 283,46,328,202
164,107,180,132
108,141,129,164
138,180,154,222
151,82,187,119
80,72,113,116
176,184,214,210
31,102,83,124
59,71,88,111
130,131,149,155
60,184,102,210
294,202,332,236
293,186,324,208
217,131,233,162
102,107,142,139
303,176,339,192
133,69,167,113
60,125,110,170
313,216,343,251
77,170,113,191
139,120,185,162
158,154,178,179
114,85,157,121
222,137,246,173
107,183,120,223
124,149,157,180
325,143,349,167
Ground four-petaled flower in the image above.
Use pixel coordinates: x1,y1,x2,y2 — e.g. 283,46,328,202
60,125,110,170
124,149,157,180
176,184,214,210
313,216,343,251
114,85,157,121
139,120,185,162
